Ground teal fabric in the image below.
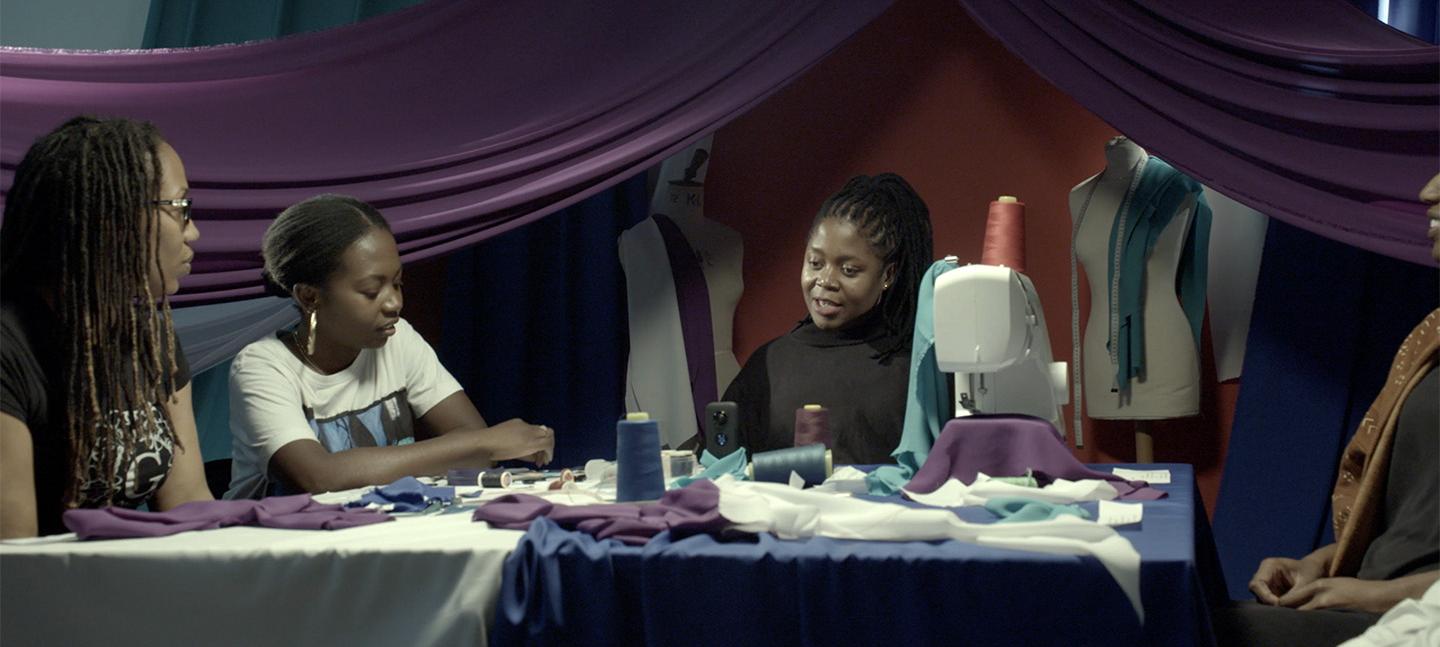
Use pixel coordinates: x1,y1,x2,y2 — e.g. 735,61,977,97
865,260,958,495
669,448,748,489
985,496,1090,524
144,0,426,48
191,358,233,461
1105,157,1211,395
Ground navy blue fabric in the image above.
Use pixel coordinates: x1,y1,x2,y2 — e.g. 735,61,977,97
1214,219,1439,599
441,176,648,469
492,463,1216,647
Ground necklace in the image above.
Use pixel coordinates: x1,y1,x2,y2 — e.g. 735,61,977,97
287,329,326,374
1069,157,1147,447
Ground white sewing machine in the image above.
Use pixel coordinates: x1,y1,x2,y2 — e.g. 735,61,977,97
932,257,1069,437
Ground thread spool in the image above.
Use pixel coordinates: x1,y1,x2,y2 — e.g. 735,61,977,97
548,468,576,491
793,404,832,448
747,443,833,487
447,468,482,486
480,470,513,489
616,412,665,502
981,195,1026,273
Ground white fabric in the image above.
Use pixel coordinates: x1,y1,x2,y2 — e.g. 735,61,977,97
0,514,521,647
902,473,1119,507
1339,580,1440,647
1201,186,1266,382
712,476,1144,621
226,318,463,499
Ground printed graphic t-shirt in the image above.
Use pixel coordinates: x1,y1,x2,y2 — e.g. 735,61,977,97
0,293,190,536
226,318,462,499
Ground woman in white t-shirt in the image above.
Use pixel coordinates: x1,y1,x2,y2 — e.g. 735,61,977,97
226,195,553,499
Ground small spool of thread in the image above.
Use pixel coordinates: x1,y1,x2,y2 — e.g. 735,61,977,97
747,443,833,487
447,467,481,486
793,404,832,449
480,470,513,489
547,468,576,491
981,195,1026,273
616,412,665,502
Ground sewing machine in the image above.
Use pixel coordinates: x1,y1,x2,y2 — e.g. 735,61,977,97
932,257,1069,437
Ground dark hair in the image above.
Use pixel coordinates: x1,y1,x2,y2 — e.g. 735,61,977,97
261,194,392,298
807,173,934,359
0,116,179,506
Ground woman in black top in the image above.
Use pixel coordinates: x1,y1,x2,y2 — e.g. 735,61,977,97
723,173,933,464
0,117,212,537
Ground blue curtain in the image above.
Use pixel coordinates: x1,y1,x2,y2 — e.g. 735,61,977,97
441,177,649,469
1213,220,1439,599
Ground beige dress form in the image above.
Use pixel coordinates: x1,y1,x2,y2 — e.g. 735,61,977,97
619,140,743,448
1071,137,1201,459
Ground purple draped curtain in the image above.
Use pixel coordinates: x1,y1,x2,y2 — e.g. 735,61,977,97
0,0,893,303
957,0,1440,267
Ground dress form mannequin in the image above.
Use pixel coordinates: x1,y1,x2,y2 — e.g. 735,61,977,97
619,138,744,448
1071,136,1203,461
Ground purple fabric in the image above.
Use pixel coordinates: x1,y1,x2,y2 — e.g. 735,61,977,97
61,494,392,540
905,415,1167,500
472,480,727,545
651,214,719,442
0,0,892,304
958,0,1440,267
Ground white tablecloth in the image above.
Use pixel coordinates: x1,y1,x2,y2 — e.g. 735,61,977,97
0,512,522,646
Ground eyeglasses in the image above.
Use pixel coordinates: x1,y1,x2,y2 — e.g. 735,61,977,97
152,197,193,226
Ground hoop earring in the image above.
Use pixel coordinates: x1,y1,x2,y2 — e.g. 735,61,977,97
306,310,318,356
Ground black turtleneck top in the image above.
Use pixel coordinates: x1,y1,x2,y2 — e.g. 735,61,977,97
721,310,910,465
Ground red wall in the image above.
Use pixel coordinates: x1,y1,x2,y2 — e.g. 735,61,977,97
704,0,1237,514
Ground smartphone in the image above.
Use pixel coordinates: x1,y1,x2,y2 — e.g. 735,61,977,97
704,401,739,458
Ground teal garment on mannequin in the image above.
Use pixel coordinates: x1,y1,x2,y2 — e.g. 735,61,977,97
1105,157,1211,395
985,497,1090,524
865,260,957,495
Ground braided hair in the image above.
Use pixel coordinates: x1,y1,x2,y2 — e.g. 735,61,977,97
0,116,180,507
807,173,933,360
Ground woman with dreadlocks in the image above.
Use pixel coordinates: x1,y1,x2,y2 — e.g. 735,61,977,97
722,173,934,464
0,116,211,538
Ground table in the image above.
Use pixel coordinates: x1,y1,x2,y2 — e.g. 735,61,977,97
491,463,1225,647
0,510,523,647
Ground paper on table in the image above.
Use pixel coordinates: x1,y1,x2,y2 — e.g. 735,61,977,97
1097,500,1144,526
1111,468,1171,484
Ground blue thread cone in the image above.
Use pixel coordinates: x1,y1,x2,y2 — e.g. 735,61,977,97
616,415,665,502
749,443,831,487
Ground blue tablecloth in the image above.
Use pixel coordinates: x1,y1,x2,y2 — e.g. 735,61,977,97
491,463,1224,647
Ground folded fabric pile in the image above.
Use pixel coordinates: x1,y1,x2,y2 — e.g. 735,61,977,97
474,476,1143,619
473,481,726,544
348,476,455,512
878,414,1168,500
63,495,392,540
